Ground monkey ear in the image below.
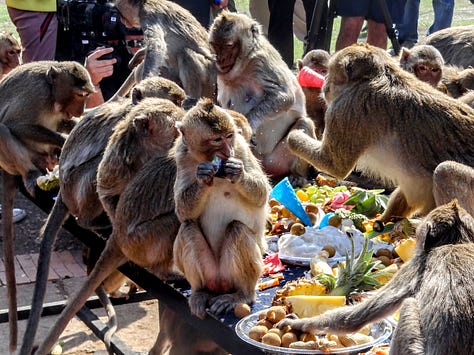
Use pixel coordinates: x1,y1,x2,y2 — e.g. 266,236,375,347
133,115,151,136
175,121,187,145
297,59,304,71
400,48,411,62
46,66,61,85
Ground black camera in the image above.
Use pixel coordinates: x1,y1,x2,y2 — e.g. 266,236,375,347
96,48,122,66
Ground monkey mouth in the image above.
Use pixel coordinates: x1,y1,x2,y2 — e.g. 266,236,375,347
217,64,233,74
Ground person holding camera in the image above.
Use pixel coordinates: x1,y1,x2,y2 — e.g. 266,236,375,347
84,47,117,107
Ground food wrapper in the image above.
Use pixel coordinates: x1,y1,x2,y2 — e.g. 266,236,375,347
297,66,325,88
36,166,60,191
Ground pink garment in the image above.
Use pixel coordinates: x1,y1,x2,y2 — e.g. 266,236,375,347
7,7,57,63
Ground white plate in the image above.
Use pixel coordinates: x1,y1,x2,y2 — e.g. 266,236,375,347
278,254,345,266
235,312,393,355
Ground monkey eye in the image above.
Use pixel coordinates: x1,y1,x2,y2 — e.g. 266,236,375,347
418,65,428,72
225,133,233,139
76,92,90,97
7,50,18,56
431,68,440,73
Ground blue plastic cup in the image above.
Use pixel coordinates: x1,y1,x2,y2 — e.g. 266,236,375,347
270,177,313,226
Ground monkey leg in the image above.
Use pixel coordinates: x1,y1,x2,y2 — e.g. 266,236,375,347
34,236,127,355
21,194,70,355
389,298,425,355
208,220,263,316
2,171,18,352
379,187,418,222
433,161,474,216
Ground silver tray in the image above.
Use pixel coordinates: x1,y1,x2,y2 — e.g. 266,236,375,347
235,312,392,355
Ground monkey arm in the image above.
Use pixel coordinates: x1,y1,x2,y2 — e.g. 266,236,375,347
9,124,66,147
142,27,167,79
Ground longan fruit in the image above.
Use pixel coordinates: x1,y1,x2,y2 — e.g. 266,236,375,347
299,332,317,342
266,306,287,323
281,207,293,219
234,303,251,318
377,255,392,266
271,205,283,217
249,325,268,342
256,319,273,329
328,215,342,228
322,245,336,258
290,222,306,236
267,328,284,337
375,248,393,258
281,331,298,348
262,332,282,346
307,212,319,226
305,203,319,214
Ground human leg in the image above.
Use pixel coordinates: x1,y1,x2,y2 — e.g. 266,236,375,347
396,0,421,45
268,0,297,68
172,0,211,28
428,0,454,35
335,16,365,50
7,8,57,63
366,20,388,49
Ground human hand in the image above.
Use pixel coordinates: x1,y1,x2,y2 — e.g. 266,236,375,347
85,47,117,86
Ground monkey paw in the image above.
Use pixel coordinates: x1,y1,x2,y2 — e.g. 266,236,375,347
189,291,212,319
197,162,215,186
208,294,239,316
23,170,42,197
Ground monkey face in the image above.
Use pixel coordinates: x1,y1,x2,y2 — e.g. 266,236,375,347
415,63,442,87
210,39,241,74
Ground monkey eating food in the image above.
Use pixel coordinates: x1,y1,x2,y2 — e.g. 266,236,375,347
172,98,272,319
287,43,474,222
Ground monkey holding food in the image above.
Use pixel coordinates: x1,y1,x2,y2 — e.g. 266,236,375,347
172,98,272,319
208,11,316,182
287,43,474,223
277,200,474,355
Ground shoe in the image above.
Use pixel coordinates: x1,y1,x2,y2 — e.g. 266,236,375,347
0,205,27,223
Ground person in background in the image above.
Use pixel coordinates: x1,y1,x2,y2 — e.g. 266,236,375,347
335,0,407,51
172,0,230,28
396,0,455,49
267,0,316,68
6,0,57,62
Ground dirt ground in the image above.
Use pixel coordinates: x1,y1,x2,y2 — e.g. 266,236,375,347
0,185,162,354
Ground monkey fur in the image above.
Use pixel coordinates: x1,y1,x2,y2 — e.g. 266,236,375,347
32,96,184,354
20,77,185,355
0,60,93,353
277,200,474,355
419,26,474,69
287,43,474,222
172,98,271,319
208,11,316,182
0,31,21,77
115,0,217,101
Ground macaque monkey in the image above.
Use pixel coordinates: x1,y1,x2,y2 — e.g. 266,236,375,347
208,11,316,182
442,67,474,98
21,77,186,355
277,200,474,355
399,45,444,88
32,98,184,354
0,60,93,353
297,49,330,139
459,90,474,108
419,26,474,69
172,98,271,319
97,97,185,221
114,0,217,102
0,31,21,77
287,43,474,223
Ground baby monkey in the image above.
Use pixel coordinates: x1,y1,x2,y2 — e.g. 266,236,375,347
277,200,474,355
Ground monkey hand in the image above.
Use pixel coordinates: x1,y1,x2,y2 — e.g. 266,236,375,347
276,314,314,334
197,162,216,185
221,157,244,183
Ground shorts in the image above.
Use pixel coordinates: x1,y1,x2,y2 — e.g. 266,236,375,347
335,0,406,24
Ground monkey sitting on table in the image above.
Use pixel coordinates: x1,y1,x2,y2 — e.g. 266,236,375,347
277,200,474,355
208,11,316,184
287,43,474,223
172,98,272,319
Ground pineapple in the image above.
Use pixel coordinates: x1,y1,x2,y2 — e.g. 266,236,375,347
285,295,346,318
394,237,417,262
272,277,327,306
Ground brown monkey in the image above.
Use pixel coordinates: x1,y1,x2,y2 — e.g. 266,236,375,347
0,60,93,353
115,0,217,102
296,49,330,139
0,31,21,77
20,77,186,355
399,45,444,87
33,96,184,354
277,200,474,355
419,26,474,69
34,155,180,355
287,43,474,223
442,67,474,98
208,11,316,182
97,97,184,221
172,98,271,319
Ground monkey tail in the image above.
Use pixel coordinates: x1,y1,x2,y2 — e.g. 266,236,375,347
2,172,19,352
96,285,118,354
20,194,70,355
